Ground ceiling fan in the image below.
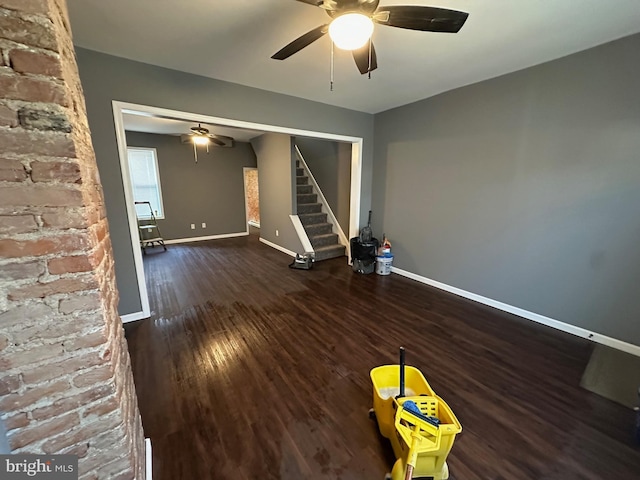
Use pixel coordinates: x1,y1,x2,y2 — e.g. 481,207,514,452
181,124,233,147
272,0,469,75
181,124,234,162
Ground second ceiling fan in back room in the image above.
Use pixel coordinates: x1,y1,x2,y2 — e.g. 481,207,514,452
181,124,234,163
272,0,469,78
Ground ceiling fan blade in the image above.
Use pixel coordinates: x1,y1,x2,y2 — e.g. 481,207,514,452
374,6,468,33
295,0,324,6
296,0,355,10
352,41,378,75
208,136,226,147
271,24,329,60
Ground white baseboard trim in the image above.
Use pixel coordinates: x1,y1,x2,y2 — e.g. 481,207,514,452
259,237,296,257
391,266,640,357
248,221,260,228
145,438,152,480
164,232,249,245
121,310,149,324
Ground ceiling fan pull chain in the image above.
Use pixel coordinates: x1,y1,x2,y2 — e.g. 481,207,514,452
330,40,334,91
368,37,372,79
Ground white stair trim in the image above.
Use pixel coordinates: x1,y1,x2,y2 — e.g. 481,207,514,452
290,215,314,254
295,146,349,250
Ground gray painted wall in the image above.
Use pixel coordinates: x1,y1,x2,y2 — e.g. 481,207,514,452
296,138,351,235
251,134,304,254
125,131,256,240
373,33,640,346
0,418,9,453
75,48,374,316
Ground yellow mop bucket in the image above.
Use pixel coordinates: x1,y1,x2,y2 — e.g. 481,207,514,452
370,348,462,480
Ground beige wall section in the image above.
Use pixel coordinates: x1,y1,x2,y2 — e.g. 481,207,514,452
251,133,304,254
244,169,260,226
0,0,144,477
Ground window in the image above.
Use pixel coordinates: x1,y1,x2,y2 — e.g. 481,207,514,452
127,147,165,219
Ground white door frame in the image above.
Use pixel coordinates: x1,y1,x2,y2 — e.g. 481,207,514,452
112,101,364,322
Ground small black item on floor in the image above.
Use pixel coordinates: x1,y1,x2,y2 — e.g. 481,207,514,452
350,236,379,274
289,253,313,270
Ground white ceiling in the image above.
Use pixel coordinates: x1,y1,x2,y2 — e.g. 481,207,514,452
67,0,640,114
123,113,264,142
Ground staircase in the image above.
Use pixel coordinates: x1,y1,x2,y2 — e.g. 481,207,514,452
296,162,346,261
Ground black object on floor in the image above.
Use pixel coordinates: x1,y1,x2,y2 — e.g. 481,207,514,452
289,253,313,270
350,236,379,274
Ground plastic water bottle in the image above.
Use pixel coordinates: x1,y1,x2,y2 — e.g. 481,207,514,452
381,235,391,257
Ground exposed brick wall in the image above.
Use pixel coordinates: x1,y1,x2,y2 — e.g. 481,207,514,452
0,1,145,478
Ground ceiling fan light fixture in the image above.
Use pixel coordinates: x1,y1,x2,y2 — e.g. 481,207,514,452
192,135,210,146
329,13,374,51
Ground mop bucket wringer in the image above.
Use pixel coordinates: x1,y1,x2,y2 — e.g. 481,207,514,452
370,349,461,480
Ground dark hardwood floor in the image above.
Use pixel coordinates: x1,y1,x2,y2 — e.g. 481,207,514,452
124,231,640,479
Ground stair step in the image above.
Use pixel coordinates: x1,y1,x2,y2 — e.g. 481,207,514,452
293,160,342,261
297,202,322,214
310,233,339,248
299,212,327,226
305,222,333,236
297,193,317,204
314,244,346,262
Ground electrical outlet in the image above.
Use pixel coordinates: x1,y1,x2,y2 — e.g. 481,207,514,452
275,229,279,237
190,224,195,230
202,222,206,228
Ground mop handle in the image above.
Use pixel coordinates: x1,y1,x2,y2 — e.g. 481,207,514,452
399,346,405,398
405,464,414,480
404,424,421,480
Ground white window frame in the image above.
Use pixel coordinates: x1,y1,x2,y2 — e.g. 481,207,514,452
126,146,165,220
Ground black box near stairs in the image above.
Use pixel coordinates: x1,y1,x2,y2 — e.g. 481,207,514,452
350,237,379,274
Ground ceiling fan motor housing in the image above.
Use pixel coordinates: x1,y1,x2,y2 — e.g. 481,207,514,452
190,125,210,136
325,0,381,18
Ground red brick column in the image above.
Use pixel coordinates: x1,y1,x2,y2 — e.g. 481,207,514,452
0,1,145,478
